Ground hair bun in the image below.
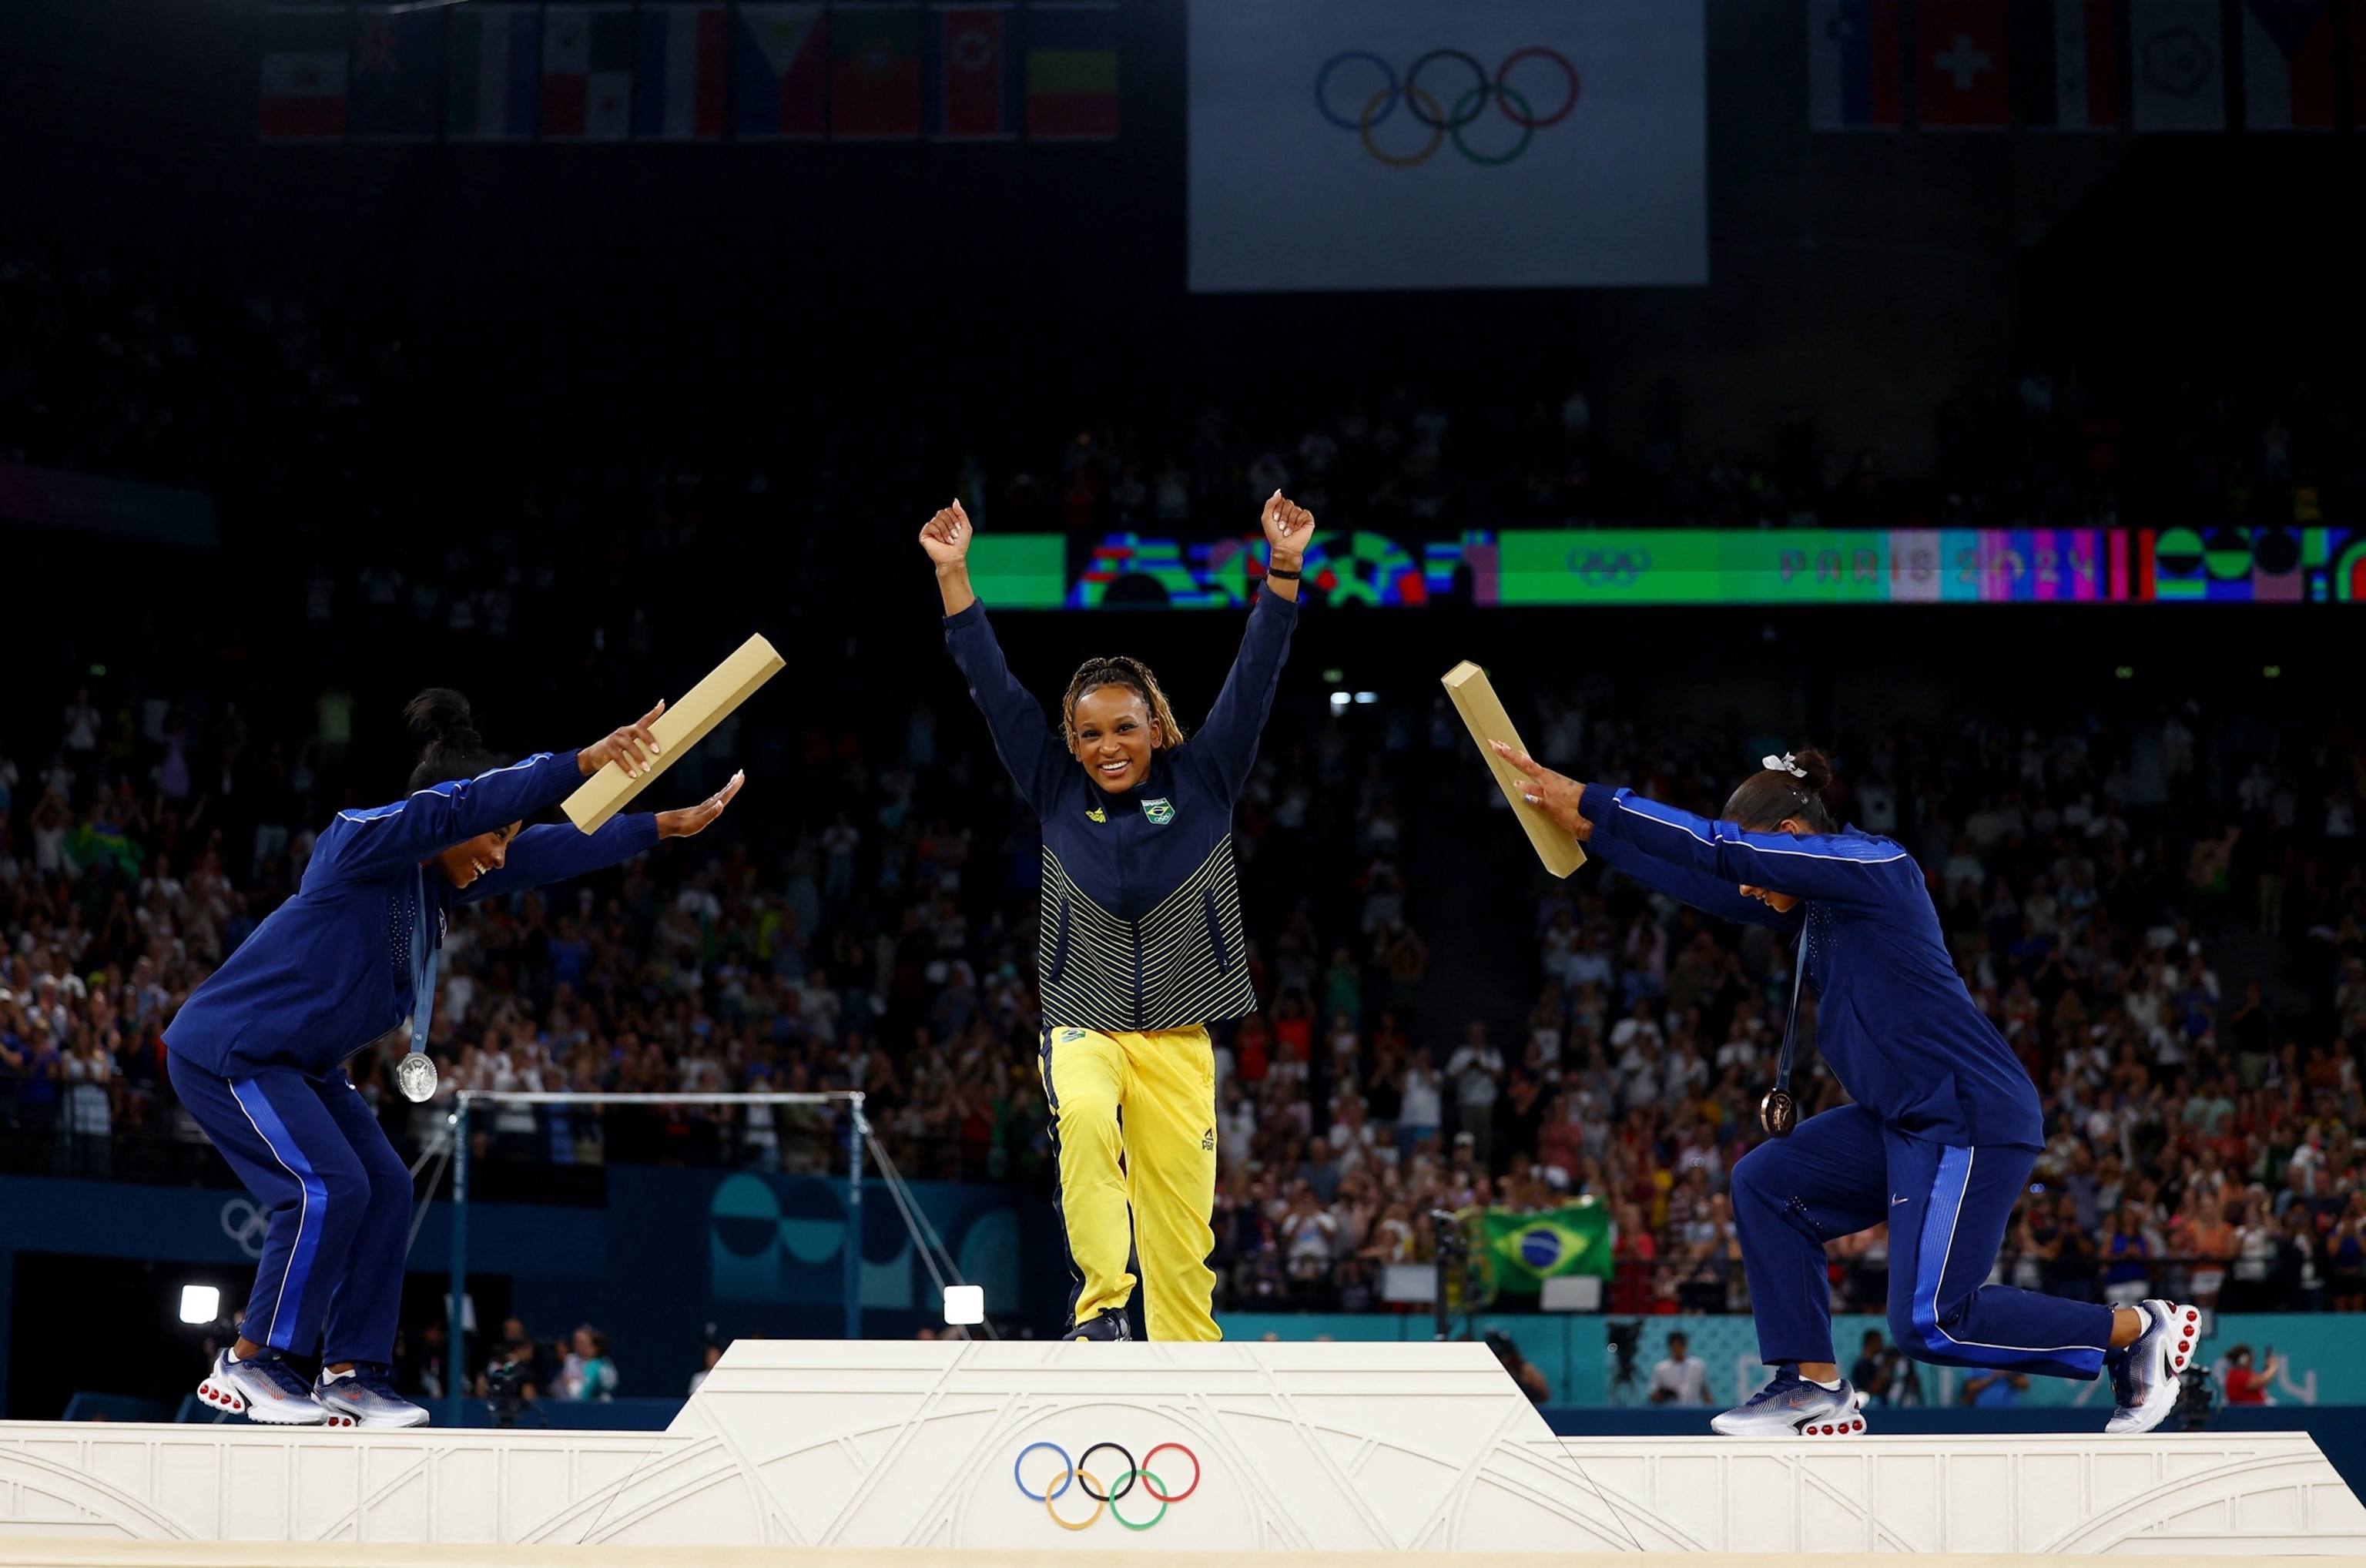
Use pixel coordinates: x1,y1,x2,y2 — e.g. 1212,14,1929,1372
1787,746,1835,793
404,687,482,753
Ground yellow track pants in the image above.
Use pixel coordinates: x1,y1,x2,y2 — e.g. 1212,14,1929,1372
1037,1024,1221,1342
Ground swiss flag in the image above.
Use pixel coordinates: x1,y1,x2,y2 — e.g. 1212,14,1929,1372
1919,0,2011,126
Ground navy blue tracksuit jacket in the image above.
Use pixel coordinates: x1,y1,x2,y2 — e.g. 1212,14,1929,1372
1580,785,2113,1379
165,750,655,1363
944,585,1296,1032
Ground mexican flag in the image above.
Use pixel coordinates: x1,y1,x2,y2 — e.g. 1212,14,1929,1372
258,6,350,141
1471,1201,1613,1295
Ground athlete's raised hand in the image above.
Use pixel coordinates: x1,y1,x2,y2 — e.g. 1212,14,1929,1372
1262,490,1312,570
920,499,974,566
579,701,666,778
657,770,745,839
1492,742,1593,840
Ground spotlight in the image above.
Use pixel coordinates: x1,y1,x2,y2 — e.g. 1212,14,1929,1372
1329,692,1351,715
1354,692,1378,705
2263,665,2282,678
942,1285,985,1325
2114,665,2133,680
179,1285,221,1325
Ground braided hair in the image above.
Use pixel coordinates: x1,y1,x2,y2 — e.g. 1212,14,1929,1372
1061,656,1187,752
1721,746,1838,834
404,688,501,793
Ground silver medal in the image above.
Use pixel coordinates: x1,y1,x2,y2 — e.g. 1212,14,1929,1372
397,1050,438,1104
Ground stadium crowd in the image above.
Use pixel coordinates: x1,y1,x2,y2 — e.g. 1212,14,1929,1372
4,657,2362,1321
5,247,2364,1326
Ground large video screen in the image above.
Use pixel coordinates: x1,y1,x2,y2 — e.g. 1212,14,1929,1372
966,527,2365,609
1187,0,1707,291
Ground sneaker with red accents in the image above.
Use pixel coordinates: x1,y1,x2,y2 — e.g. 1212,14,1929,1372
196,1349,327,1425
2105,1298,2200,1436
1710,1369,1868,1438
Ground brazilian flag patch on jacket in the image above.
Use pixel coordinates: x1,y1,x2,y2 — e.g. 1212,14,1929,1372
1141,797,1175,825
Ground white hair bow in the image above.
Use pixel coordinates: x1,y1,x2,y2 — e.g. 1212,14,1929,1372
1764,753,1808,779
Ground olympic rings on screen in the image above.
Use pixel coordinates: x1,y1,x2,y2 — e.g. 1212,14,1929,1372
1316,46,1579,166
1013,1440,1203,1529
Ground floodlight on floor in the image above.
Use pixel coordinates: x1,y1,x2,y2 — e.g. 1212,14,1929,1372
942,1285,984,1325
179,1285,221,1325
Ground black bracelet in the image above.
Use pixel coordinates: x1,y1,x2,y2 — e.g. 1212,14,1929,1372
1267,565,1302,581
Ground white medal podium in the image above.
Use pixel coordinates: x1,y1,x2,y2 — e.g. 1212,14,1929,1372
0,1339,2358,1557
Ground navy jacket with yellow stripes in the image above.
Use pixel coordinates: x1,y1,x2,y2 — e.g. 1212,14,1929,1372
944,586,1297,1033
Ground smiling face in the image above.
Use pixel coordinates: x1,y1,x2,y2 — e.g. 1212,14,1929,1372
432,822,522,888
1069,683,1164,794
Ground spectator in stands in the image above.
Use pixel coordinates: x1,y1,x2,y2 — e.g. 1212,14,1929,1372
1647,1330,1712,1406
560,1325,618,1401
1486,1331,1550,1406
1446,1024,1503,1168
2218,1344,2276,1406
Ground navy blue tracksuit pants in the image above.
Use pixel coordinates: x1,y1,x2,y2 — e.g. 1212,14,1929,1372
1731,1104,2115,1379
168,1053,410,1365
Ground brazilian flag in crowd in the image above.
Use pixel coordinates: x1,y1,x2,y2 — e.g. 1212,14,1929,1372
1470,1200,1612,1297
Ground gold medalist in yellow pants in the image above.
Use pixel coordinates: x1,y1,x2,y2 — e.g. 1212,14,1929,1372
1037,1024,1221,1341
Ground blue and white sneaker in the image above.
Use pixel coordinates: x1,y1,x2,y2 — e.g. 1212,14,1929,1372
314,1364,431,1429
1711,1368,1867,1438
196,1349,327,1425
2105,1298,2200,1436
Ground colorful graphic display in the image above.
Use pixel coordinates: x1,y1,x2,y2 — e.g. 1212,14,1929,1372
963,526,2364,609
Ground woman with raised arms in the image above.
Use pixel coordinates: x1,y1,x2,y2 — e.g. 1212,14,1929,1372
920,492,1308,1341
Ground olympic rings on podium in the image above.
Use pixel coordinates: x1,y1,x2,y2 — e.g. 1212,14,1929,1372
1317,46,1579,166
1141,1441,1201,1501
1074,1442,1137,1501
1046,1469,1104,1530
1013,1439,1203,1530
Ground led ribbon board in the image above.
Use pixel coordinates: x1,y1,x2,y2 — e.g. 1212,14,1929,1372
963,526,2364,608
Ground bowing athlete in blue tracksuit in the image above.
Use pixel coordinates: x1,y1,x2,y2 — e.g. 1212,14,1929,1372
166,689,742,1426
1493,742,2200,1438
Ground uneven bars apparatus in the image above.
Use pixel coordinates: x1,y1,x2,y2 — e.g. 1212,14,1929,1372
437,636,806,1422
442,1088,866,1430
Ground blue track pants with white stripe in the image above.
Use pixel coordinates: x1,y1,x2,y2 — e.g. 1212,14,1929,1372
1731,1103,2114,1379
167,1054,411,1365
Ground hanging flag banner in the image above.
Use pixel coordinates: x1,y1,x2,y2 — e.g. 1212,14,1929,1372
447,5,542,140
1472,1202,1614,1298
2012,0,2120,129
2240,0,2336,128
542,5,636,140
259,6,350,141
1919,0,2012,125
928,2,1021,139
831,1,925,137
350,5,447,139
1027,0,1118,139
733,2,827,138
1808,0,1903,127
2130,0,2227,128
1189,0,1707,292
635,2,729,140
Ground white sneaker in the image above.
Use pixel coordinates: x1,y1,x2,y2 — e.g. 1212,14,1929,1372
1711,1370,1868,1438
314,1365,431,1428
196,1349,327,1425
2105,1298,2200,1436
